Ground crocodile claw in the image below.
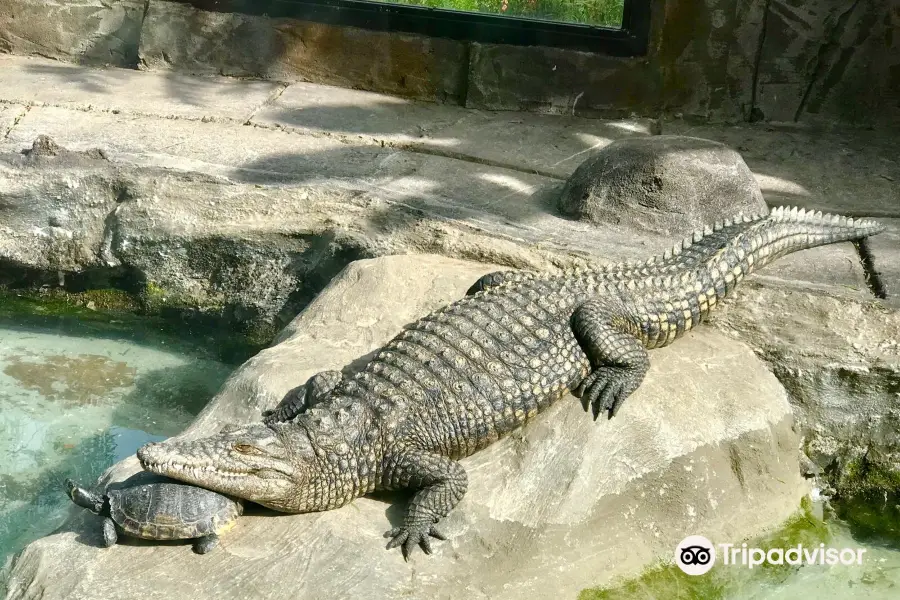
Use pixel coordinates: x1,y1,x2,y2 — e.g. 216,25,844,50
385,523,447,560
579,367,636,420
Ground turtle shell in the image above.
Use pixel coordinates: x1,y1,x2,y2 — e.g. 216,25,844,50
107,472,243,541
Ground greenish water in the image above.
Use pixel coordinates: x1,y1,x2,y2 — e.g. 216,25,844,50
0,310,238,583
729,521,900,599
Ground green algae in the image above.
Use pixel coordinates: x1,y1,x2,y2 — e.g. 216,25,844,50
579,563,730,600
0,289,134,321
0,289,260,365
3,353,137,404
579,497,832,600
834,454,900,546
140,279,214,312
840,453,900,497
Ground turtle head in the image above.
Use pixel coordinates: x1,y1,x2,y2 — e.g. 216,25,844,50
65,478,106,514
137,422,328,513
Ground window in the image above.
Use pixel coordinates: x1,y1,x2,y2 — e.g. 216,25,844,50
179,0,652,55
366,0,625,29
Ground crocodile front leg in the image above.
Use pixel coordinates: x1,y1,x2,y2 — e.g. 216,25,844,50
466,270,512,295
383,450,468,560
570,299,650,420
263,370,343,424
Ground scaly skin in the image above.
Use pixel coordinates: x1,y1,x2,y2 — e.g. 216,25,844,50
138,206,885,560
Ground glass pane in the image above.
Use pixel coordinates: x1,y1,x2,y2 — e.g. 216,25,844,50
376,0,625,28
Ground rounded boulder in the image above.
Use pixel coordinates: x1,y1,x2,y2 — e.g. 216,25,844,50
557,135,768,235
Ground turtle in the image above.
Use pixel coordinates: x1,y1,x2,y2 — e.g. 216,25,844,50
65,471,243,554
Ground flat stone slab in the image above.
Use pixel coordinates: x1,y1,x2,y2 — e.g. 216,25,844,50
664,121,900,219
5,255,808,600
4,105,388,184
0,55,282,122
0,108,877,299
0,55,659,180
1,55,895,224
250,81,473,142
251,81,659,178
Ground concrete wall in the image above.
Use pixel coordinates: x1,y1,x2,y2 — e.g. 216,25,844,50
1,0,898,126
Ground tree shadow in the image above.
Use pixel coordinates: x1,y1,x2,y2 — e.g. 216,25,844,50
664,122,900,219
227,138,568,234
15,63,114,96
250,98,659,179
14,59,277,112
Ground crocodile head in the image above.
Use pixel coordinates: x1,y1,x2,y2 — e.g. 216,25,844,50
137,422,328,513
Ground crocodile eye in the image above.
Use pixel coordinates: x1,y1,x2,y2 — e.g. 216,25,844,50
233,443,259,455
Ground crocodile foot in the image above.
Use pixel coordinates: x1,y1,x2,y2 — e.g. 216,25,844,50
384,523,448,560
577,366,640,420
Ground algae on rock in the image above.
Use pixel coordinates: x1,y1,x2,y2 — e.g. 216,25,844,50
579,496,833,600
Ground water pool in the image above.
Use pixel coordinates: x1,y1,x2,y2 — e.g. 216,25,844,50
0,308,237,581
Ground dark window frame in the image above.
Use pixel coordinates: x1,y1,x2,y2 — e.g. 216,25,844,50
173,0,652,56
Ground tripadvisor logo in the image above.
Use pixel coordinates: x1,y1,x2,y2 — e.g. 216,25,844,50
675,535,867,575
675,535,716,575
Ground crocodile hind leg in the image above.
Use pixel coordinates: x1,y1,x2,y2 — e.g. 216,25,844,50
263,370,344,424
570,299,650,420
383,450,468,560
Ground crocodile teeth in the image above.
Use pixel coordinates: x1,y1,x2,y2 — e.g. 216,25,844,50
143,458,250,479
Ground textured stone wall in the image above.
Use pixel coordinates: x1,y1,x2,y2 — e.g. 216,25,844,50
1,0,897,125
0,0,146,67
753,0,900,125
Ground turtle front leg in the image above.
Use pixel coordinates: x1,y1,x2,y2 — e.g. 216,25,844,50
102,518,118,547
193,534,219,554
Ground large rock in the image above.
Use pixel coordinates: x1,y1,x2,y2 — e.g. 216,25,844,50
1,135,784,346
711,281,900,496
0,137,578,344
557,135,768,235
4,254,808,600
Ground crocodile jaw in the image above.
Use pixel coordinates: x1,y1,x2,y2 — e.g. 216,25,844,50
137,423,305,512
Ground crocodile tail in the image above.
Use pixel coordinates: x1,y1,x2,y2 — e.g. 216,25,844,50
636,206,885,350
732,205,885,272
639,205,884,278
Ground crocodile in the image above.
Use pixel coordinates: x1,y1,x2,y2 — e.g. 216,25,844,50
138,206,885,559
